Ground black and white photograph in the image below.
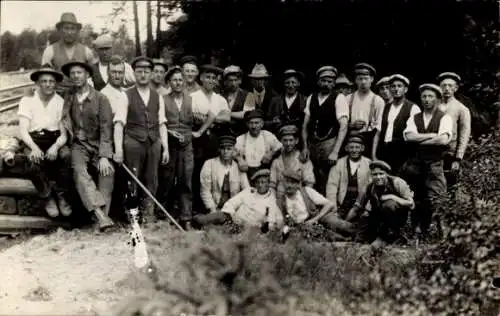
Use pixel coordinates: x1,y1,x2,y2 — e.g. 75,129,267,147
0,0,499,315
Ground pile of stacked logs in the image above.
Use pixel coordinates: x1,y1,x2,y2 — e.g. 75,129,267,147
0,121,61,234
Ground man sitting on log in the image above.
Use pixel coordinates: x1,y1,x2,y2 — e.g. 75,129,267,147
61,61,115,232
16,67,72,218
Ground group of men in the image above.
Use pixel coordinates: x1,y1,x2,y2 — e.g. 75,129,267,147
9,12,472,247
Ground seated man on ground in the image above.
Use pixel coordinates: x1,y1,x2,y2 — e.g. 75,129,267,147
17,67,72,218
270,124,315,200
235,109,282,179
280,169,352,235
326,135,371,236
194,169,283,230
345,160,415,248
198,135,249,216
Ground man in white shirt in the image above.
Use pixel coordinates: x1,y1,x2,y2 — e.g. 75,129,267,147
90,34,135,91
100,55,128,118
180,55,201,94
301,66,349,195
16,67,71,218
374,74,420,173
402,83,453,236
235,110,283,179
113,57,170,224
345,63,385,157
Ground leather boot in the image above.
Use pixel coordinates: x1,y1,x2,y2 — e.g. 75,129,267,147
57,194,72,217
93,207,114,231
181,220,192,231
142,199,156,225
45,198,59,218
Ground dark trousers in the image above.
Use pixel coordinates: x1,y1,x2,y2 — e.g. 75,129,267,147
310,137,336,195
123,135,161,206
378,141,409,176
443,154,459,196
365,201,410,243
158,137,194,221
402,159,447,234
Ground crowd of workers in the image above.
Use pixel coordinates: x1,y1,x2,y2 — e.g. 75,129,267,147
7,12,473,247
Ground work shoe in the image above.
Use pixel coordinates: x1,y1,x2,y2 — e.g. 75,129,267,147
141,199,157,226
57,195,72,217
93,207,114,231
45,198,59,218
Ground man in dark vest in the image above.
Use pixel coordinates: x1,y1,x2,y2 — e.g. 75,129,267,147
60,61,114,232
301,66,349,195
157,66,194,230
402,83,452,237
265,69,307,135
374,74,420,173
41,13,95,95
91,34,135,91
243,64,278,115
113,57,170,224
222,65,248,136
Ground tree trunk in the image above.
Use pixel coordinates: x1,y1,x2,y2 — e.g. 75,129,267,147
146,0,153,57
133,0,141,56
156,0,161,56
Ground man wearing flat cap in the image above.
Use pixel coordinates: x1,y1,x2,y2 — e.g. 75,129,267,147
270,124,315,201
302,65,349,195
197,135,249,216
42,12,96,95
326,135,372,225
402,83,453,237
180,55,201,94
60,60,115,232
157,66,195,229
235,109,283,179
91,34,135,91
437,72,471,190
345,63,385,158
375,76,393,106
113,56,170,224
335,74,355,97
265,69,307,135
16,67,72,218
345,160,415,248
374,74,420,174
222,65,249,136
150,58,171,97
243,64,278,115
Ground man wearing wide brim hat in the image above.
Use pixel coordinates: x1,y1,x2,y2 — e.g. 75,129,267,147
335,74,354,96
375,74,420,174
90,34,136,91
42,12,96,95
59,59,116,232
265,69,307,135
243,64,278,116
302,65,349,195
345,63,385,159
222,65,249,136
16,66,72,219
436,71,471,192
402,83,453,237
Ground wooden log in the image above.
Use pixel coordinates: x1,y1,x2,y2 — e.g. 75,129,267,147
17,196,45,216
0,215,61,231
0,178,37,196
0,196,18,215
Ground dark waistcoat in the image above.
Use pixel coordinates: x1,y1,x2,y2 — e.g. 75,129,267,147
308,92,340,142
380,99,415,143
125,88,160,143
413,110,447,161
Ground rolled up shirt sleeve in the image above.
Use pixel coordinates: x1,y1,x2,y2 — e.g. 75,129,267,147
403,115,418,141
335,94,349,121
438,114,453,145
158,95,167,125
393,177,415,209
305,187,330,207
371,96,385,131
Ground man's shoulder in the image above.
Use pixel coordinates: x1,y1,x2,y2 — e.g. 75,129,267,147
389,175,409,188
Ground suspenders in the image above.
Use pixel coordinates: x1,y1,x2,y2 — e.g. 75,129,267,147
348,91,376,130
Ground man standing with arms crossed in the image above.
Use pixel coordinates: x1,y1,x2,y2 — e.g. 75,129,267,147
113,57,170,224
301,66,349,195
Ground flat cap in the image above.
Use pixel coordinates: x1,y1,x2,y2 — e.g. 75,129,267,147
165,65,182,81
250,169,271,182
219,135,236,147
369,160,392,173
93,34,113,49
336,74,353,86
244,109,263,121
200,64,223,75
316,66,338,79
282,169,302,182
131,56,154,69
223,65,243,78
419,83,443,98
283,69,304,81
179,55,198,66
61,61,93,77
30,67,64,83
152,58,169,70
375,76,391,87
346,135,364,145
389,74,410,86
279,124,299,138
437,72,461,84
354,63,376,77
